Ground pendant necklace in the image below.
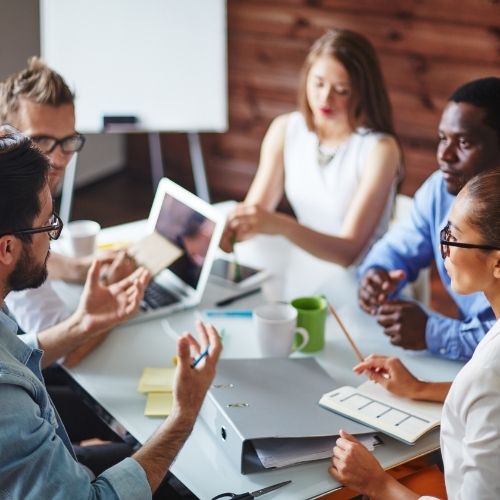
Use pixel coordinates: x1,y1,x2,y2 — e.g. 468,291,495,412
317,140,339,167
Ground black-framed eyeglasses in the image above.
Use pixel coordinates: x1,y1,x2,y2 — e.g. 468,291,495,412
439,221,500,260
30,133,86,154
0,213,64,241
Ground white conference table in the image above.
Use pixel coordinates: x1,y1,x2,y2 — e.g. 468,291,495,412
57,220,464,499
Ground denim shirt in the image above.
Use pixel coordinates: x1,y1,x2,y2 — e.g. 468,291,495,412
0,306,151,500
358,171,495,361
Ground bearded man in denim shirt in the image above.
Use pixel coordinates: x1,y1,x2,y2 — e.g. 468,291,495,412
0,129,222,499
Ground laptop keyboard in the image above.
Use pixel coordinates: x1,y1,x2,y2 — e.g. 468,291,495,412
141,281,180,310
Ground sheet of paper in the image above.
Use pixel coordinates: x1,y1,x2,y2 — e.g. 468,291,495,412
252,434,380,469
144,392,174,417
138,367,176,393
128,231,183,276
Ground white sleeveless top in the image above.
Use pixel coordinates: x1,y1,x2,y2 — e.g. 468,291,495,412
283,111,397,263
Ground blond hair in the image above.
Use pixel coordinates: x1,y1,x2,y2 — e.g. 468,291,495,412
0,57,74,125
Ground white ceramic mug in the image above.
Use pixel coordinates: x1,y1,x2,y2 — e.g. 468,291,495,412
254,303,309,357
66,220,101,257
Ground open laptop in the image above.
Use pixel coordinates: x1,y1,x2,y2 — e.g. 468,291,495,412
129,177,225,324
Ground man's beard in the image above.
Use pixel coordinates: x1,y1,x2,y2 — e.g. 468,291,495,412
8,243,49,292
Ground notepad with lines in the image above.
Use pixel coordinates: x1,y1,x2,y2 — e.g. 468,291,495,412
319,380,442,445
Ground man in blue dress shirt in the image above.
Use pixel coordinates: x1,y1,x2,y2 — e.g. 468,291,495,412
0,128,222,498
358,78,500,361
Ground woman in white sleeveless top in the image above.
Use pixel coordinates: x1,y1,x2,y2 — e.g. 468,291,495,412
329,170,500,499
221,29,402,266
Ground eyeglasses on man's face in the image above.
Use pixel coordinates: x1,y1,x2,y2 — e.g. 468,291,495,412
439,221,500,260
30,133,86,154
0,213,64,241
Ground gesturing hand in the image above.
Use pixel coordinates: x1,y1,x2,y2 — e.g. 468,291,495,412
172,321,222,420
76,260,150,337
100,250,139,285
358,268,406,314
376,300,428,350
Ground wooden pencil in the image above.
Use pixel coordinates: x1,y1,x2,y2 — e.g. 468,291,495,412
327,302,365,363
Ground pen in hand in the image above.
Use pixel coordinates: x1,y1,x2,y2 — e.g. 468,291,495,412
191,344,210,369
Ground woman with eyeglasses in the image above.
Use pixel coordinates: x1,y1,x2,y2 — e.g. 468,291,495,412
220,28,402,267
329,169,500,498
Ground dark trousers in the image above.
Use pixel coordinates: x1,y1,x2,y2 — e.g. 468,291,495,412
44,365,133,474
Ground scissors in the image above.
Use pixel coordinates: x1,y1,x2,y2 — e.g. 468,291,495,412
211,479,292,500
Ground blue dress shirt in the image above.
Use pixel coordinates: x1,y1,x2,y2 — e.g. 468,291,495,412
358,171,495,361
0,306,151,499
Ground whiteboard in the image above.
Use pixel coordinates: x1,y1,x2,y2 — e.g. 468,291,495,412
40,0,227,133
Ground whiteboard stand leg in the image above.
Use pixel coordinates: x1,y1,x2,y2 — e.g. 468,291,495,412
188,131,210,202
60,153,78,225
148,132,164,191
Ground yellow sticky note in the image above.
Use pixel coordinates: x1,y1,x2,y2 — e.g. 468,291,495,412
138,367,176,393
97,241,131,251
145,392,174,417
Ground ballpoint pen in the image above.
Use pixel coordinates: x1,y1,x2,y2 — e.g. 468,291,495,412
215,287,262,307
204,310,253,318
191,345,210,368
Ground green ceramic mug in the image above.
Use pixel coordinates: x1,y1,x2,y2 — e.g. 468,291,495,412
290,296,328,352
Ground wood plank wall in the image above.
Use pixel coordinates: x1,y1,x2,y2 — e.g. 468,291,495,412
126,0,500,202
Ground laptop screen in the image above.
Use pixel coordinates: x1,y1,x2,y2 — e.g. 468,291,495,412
154,193,216,289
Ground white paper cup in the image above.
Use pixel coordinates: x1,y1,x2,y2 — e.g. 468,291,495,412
254,303,309,357
67,220,101,257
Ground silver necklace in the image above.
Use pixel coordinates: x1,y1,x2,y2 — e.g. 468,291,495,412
317,141,338,167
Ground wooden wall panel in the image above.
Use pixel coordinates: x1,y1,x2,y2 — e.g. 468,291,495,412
126,0,500,201
256,0,499,26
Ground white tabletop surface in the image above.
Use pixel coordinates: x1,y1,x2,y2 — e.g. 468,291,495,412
58,219,464,499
